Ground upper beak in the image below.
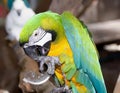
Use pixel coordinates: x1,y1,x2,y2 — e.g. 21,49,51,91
23,45,49,60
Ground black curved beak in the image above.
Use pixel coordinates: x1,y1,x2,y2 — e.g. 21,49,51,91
17,9,21,16
23,45,49,60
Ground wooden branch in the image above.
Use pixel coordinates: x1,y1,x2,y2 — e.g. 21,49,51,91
87,19,120,44
49,0,93,17
18,54,56,93
113,74,120,93
75,0,93,18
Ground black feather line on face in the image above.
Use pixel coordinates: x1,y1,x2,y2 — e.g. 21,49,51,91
19,41,25,47
47,30,57,41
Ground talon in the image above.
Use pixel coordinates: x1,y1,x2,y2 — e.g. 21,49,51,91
39,60,46,72
36,56,60,75
51,57,61,66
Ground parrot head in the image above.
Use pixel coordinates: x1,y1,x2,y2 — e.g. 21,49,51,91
22,28,57,59
19,11,64,60
12,0,26,16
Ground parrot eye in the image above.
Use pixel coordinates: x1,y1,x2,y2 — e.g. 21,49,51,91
35,33,38,36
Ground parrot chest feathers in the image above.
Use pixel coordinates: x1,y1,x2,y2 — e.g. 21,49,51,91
48,38,73,56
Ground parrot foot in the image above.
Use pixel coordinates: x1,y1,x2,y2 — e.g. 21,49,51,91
50,86,72,93
35,56,60,75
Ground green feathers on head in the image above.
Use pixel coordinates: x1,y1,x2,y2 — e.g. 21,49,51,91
19,11,64,44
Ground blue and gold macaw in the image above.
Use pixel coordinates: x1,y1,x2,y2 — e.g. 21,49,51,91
19,11,107,93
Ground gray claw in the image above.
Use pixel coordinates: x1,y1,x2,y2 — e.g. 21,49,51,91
35,56,60,75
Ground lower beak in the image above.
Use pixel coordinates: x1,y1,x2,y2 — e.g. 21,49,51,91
24,45,38,59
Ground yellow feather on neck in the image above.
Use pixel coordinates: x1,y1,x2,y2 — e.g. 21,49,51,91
48,37,72,57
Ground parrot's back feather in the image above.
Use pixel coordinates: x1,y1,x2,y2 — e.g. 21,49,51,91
61,12,107,93
70,70,96,93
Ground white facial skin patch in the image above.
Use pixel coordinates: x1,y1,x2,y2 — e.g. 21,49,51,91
28,28,52,46
34,32,52,46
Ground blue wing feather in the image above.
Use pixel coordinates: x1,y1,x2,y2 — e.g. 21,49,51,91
61,12,107,93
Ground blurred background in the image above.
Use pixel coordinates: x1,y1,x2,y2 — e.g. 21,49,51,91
0,0,120,93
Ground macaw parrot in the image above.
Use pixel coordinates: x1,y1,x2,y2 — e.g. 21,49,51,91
5,0,35,41
19,11,107,93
